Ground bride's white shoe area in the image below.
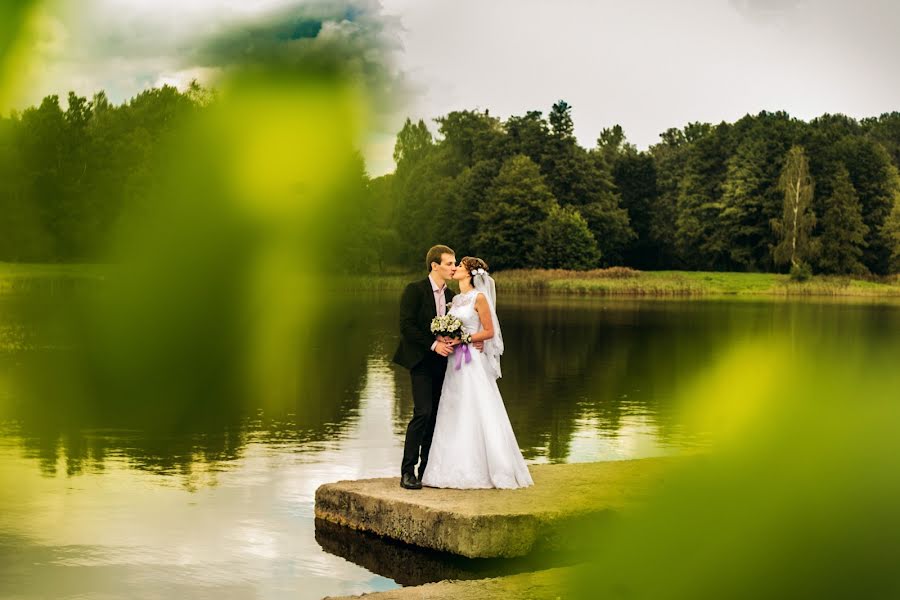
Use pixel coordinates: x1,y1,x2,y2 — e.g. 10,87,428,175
420,290,533,490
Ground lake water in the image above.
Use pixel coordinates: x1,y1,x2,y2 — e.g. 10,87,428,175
1,291,898,599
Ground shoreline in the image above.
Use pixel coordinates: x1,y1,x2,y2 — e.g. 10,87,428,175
340,269,900,300
4,262,900,300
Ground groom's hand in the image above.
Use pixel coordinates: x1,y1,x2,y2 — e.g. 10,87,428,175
473,341,485,352
437,335,462,347
434,341,454,357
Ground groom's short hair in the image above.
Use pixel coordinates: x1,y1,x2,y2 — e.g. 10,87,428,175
426,245,455,272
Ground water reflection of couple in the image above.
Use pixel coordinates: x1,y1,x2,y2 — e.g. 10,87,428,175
393,244,533,491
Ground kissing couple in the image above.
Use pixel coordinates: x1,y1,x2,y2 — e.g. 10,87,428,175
393,244,533,490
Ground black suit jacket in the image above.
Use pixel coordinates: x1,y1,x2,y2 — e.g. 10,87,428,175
392,278,456,370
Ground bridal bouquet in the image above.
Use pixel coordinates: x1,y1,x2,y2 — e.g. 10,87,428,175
430,314,473,344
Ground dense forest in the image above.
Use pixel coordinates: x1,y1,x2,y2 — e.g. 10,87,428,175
380,102,900,276
2,85,899,274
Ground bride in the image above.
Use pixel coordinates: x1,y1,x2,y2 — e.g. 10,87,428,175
420,257,533,490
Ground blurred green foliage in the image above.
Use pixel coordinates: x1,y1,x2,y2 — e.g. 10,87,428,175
0,1,385,457
0,2,38,101
3,4,898,597
568,335,900,598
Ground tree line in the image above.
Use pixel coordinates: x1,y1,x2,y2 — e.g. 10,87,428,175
377,103,900,275
0,85,211,262
2,86,899,274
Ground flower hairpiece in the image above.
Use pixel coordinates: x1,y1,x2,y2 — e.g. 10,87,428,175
473,268,487,276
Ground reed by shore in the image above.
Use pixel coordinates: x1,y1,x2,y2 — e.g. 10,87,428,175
4,262,900,299
339,267,900,299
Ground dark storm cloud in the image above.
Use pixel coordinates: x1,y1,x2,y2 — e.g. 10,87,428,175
185,1,409,115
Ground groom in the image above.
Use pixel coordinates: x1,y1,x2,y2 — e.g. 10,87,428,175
393,245,458,490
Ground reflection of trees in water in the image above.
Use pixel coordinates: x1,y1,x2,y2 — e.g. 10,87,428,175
499,298,900,462
3,291,374,482
7,290,896,481
11,425,248,482
351,292,416,436
383,297,735,463
502,301,619,461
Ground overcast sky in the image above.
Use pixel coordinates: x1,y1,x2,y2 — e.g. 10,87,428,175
14,0,900,174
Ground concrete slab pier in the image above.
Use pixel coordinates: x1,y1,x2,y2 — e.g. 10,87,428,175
314,457,677,559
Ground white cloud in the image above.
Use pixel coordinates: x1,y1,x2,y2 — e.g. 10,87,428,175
379,0,900,154
10,0,900,175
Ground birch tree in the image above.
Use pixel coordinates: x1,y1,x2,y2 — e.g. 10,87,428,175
772,145,817,270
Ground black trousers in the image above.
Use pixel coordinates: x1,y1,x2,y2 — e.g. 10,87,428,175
401,353,447,478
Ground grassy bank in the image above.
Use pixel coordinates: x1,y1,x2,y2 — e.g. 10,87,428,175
494,268,900,298
339,268,900,299
4,262,900,299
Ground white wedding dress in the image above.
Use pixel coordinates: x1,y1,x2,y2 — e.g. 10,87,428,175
420,289,534,489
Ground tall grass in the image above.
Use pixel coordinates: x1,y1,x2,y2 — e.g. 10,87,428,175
4,263,900,298
494,268,900,298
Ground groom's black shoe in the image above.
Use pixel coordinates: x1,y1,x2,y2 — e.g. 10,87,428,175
400,473,422,490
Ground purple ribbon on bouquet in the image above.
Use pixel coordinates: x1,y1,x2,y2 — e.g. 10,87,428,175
454,343,472,370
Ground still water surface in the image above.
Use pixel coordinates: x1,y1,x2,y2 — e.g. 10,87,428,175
1,293,897,599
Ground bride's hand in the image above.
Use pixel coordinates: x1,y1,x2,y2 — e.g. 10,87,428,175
434,341,454,357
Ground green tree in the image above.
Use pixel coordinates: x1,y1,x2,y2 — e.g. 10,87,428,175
525,102,632,264
19,95,67,259
674,123,733,269
862,112,900,168
596,124,636,165
817,165,869,274
535,205,601,270
719,138,768,270
60,92,96,257
441,159,501,250
323,152,376,272
831,136,896,274
548,99,574,139
543,102,615,208
718,112,801,271
542,100,587,206
391,148,459,265
393,117,432,169
879,173,900,274
598,126,656,268
474,154,557,270
648,129,690,268
504,110,549,164
0,113,50,260
772,146,817,270
389,118,437,257
577,155,635,266
435,109,504,175
368,174,405,270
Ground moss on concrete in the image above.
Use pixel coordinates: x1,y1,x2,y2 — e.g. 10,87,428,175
314,457,677,559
